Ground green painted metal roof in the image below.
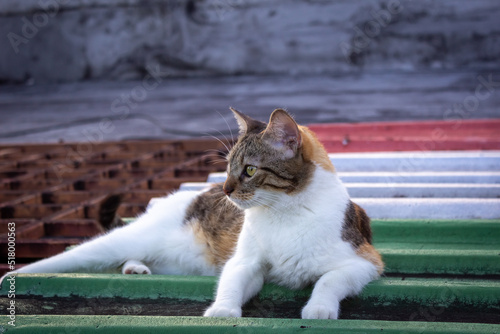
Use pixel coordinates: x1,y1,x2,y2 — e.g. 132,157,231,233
1,219,499,332
5,274,499,308
5,316,500,334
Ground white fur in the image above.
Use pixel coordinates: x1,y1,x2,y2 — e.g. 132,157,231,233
0,166,379,320
204,166,380,319
4,190,217,278
122,260,151,275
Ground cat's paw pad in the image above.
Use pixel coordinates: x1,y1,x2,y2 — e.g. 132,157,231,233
302,303,338,319
204,305,242,317
123,264,151,275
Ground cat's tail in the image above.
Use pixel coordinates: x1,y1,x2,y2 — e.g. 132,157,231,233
98,194,127,231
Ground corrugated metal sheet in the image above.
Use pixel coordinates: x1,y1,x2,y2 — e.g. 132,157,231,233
1,120,499,332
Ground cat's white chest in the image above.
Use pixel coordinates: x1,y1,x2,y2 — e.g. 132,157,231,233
264,222,326,289
236,169,353,289
244,201,348,289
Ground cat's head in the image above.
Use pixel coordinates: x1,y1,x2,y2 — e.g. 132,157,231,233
223,108,334,209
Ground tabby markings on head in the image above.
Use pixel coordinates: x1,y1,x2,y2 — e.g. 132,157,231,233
223,108,335,209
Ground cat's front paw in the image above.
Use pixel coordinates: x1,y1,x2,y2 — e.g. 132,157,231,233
204,304,242,317
301,303,339,319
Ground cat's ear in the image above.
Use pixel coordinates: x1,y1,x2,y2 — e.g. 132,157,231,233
263,109,302,159
230,107,265,136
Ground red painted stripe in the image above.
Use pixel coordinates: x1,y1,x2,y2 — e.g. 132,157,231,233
320,140,500,153
308,119,500,153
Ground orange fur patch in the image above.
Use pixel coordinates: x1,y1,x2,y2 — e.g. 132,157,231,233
184,185,243,269
299,125,335,173
357,242,385,275
190,218,240,268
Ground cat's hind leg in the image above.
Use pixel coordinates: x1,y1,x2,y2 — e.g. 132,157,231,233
8,190,202,276
10,226,141,275
122,260,151,275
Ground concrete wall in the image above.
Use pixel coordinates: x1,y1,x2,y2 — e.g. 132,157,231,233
1,0,499,84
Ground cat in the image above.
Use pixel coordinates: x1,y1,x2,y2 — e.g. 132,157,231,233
1,108,383,319
204,108,383,319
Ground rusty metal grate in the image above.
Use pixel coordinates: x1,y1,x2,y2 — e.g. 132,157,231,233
0,139,228,274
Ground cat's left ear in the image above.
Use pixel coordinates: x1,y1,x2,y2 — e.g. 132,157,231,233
263,109,302,159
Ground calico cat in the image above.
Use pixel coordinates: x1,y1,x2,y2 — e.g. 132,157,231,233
204,108,383,319
2,108,383,319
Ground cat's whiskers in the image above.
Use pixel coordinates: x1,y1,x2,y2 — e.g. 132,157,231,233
258,191,280,204
203,149,230,167
214,109,236,144
204,149,229,160
205,148,229,155
214,195,232,223
204,157,228,166
209,159,229,166
202,133,232,157
249,192,282,215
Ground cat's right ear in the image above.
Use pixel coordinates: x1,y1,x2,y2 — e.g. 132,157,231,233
230,107,265,136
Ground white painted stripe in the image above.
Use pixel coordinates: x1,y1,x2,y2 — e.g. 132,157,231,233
346,183,500,198
208,171,500,184
356,198,500,219
179,182,214,191
207,172,227,183
336,171,500,184
329,151,500,172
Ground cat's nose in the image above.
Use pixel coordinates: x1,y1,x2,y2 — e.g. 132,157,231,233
223,184,234,196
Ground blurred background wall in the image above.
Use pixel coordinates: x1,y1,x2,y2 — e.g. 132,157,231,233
1,0,499,85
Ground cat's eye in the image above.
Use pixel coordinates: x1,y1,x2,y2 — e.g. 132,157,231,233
244,165,257,177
